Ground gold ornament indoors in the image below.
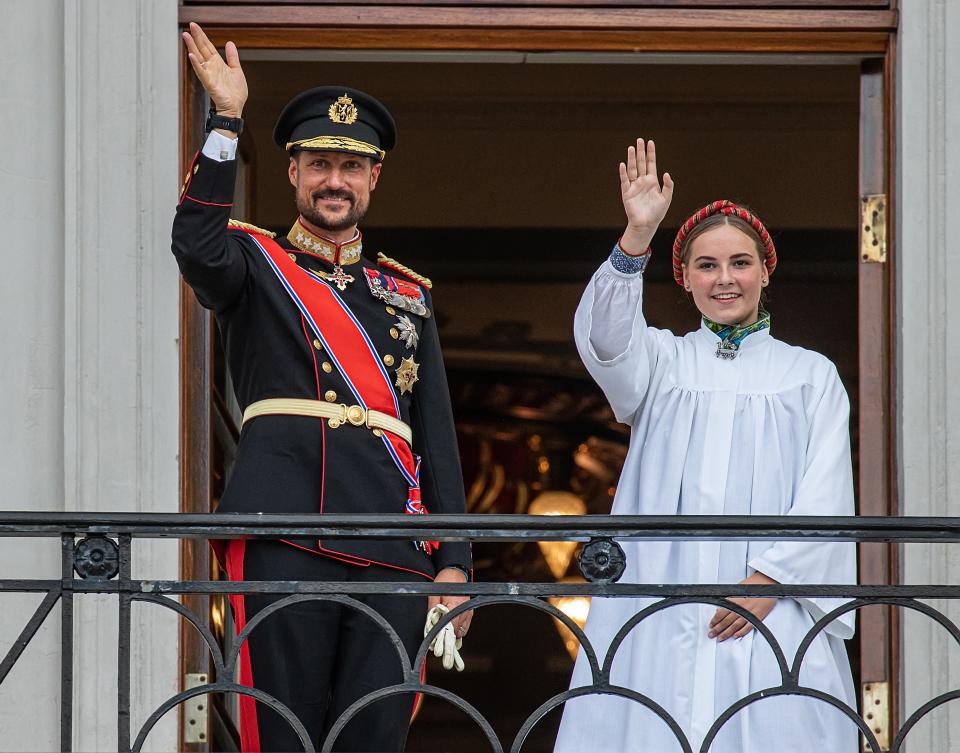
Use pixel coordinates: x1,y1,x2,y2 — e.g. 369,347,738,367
528,490,587,578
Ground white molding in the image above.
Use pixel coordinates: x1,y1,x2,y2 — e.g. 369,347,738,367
898,0,960,749
61,1,180,751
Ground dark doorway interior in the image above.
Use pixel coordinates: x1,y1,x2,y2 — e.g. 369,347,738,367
210,55,861,751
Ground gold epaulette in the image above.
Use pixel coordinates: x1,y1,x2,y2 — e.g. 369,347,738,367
227,219,277,239
377,252,432,290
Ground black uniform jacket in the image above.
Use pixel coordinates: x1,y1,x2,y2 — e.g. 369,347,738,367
172,150,471,580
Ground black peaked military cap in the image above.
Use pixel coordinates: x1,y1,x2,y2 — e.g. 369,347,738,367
273,86,397,162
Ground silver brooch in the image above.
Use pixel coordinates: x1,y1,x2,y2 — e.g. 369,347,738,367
716,340,738,360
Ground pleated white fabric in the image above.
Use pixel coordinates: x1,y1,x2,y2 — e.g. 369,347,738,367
554,260,858,753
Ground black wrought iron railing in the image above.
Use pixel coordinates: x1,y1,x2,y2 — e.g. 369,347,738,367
1,513,958,753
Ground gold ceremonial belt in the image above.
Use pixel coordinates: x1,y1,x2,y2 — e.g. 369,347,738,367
242,398,412,444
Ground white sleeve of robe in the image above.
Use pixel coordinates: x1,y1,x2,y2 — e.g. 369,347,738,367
748,363,858,639
573,260,675,424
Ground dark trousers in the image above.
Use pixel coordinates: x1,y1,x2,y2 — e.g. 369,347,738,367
225,539,427,752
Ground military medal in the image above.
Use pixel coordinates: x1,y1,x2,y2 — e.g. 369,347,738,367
395,356,420,394
308,266,355,291
326,265,354,291
406,497,430,552
395,314,419,349
363,268,430,318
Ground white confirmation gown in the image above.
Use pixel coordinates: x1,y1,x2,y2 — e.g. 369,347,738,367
554,259,858,753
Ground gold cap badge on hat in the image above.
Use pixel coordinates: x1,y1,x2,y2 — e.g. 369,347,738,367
275,86,395,161
329,94,359,125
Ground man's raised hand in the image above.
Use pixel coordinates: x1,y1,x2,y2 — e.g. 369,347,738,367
618,138,674,254
181,22,248,118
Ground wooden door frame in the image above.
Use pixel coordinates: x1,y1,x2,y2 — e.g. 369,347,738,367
177,6,899,750
181,5,895,53
858,49,898,748
178,49,214,751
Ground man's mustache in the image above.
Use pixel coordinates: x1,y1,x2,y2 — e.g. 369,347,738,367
313,190,354,203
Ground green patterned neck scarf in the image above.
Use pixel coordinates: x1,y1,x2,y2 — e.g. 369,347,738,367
704,311,771,360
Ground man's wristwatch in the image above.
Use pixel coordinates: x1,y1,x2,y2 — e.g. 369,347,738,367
206,111,244,135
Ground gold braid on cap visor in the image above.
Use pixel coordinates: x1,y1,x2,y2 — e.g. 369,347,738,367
285,135,386,160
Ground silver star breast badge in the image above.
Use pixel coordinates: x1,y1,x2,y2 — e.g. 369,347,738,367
395,314,419,349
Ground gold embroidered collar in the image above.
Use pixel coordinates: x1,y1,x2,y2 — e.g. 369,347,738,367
286,218,363,266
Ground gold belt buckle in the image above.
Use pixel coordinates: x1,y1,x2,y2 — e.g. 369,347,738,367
344,404,367,427
327,403,371,430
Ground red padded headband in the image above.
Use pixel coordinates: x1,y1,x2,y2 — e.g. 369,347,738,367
672,200,777,287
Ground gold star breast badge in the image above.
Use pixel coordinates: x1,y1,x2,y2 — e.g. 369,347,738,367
395,356,420,395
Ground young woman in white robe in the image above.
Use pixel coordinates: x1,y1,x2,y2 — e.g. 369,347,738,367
553,139,858,753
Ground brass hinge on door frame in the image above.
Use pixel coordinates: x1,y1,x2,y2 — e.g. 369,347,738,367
861,194,887,263
862,681,890,752
183,672,209,744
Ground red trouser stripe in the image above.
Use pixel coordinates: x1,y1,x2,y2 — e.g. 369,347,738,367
226,540,261,753
410,662,427,721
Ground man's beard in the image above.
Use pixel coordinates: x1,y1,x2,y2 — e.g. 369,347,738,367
296,188,369,233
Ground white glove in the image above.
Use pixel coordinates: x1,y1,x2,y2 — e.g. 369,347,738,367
423,604,465,672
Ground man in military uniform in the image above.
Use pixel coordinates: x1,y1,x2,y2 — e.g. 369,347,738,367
175,23,472,752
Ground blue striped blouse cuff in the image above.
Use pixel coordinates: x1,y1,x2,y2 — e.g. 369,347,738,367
610,242,652,275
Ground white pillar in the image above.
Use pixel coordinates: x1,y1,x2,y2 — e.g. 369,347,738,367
62,1,180,750
898,0,960,749
0,1,180,751
0,1,66,749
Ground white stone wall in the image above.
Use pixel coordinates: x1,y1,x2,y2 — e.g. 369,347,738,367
0,0,958,751
0,0,180,750
0,1,66,748
899,0,960,750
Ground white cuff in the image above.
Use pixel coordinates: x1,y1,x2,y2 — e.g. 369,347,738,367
201,130,239,162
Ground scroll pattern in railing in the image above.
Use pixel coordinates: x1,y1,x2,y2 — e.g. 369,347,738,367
0,513,958,752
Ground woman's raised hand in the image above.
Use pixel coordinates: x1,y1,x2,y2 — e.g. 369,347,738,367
618,138,674,254
181,22,248,118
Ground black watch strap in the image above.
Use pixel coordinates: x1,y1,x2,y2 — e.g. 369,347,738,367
443,564,473,582
206,112,244,135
